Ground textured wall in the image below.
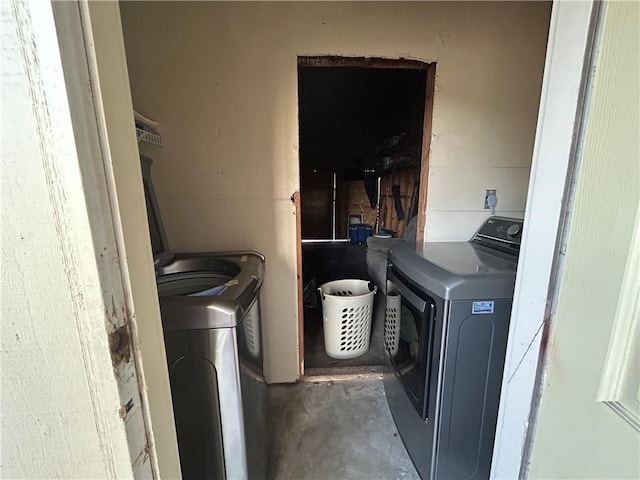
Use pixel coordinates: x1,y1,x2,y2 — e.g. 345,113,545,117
120,1,550,382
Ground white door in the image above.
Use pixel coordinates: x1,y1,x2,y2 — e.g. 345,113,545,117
526,1,640,478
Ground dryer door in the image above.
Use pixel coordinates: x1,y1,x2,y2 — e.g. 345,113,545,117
387,267,438,421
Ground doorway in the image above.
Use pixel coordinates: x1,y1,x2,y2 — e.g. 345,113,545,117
297,56,436,373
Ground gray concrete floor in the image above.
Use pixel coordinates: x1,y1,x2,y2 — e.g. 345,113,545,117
268,379,420,480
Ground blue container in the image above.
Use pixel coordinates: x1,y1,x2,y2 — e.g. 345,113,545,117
350,224,372,244
349,225,359,245
363,224,372,243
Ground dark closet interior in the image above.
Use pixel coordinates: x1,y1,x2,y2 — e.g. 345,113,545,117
298,61,428,370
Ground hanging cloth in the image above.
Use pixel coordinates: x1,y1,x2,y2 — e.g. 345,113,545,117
392,184,404,221
364,175,378,209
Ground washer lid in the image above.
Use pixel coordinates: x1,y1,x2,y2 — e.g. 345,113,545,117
155,251,265,330
140,156,175,268
388,241,518,301
156,271,230,296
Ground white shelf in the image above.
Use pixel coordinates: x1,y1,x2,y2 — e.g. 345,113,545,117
136,127,163,146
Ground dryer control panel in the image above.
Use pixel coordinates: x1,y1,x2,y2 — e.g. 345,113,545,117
471,216,523,256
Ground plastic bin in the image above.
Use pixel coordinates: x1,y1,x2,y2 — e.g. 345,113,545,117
318,279,377,359
348,224,372,245
348,225,359,245
359,224,372,243
384,282,401,357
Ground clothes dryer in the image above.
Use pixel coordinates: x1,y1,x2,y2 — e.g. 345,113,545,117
384,216,522,480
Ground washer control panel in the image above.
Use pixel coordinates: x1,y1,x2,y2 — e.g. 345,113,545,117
473,217,524,246
507,223,521,239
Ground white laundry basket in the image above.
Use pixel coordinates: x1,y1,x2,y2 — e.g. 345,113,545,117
319,279,377,359
242,300,261,358
384,282,401,357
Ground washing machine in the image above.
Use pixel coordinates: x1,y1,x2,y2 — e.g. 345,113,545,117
140,156,269,480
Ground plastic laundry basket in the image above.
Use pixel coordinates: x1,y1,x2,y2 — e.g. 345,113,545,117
384,282,401,357
242,300,261,358
319,279,377,359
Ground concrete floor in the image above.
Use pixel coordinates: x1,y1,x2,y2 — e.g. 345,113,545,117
268,378,419,480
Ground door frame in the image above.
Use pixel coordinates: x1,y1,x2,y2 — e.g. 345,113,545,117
45,1,601,476
49,1,182,477
490,1,599,478
295,56,436,375
297,55,435,244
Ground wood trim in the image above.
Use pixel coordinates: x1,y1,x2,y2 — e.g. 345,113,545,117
293,191,304,378
53,1,165,476
417,63,437,243
298,55,431,70
302,365,383,382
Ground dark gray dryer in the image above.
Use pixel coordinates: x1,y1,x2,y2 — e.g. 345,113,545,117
140,156,269,480
384,216,522,480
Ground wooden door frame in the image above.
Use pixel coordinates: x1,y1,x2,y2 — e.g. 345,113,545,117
490,1,600,477
417,63,436,243
50,1,182,476
295,56,437,376
292,191,305,376
9,1,166,477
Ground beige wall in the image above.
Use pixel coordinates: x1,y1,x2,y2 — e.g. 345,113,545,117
120,1,550,382
528,2,640,478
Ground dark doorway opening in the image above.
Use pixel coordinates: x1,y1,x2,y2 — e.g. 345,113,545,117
297,56,435,373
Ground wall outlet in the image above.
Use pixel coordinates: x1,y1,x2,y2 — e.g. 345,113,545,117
484,189,497,209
